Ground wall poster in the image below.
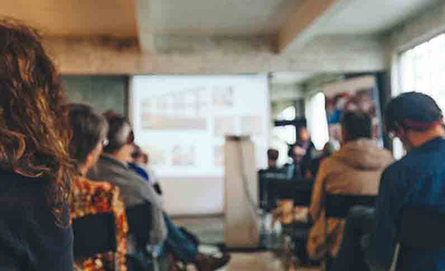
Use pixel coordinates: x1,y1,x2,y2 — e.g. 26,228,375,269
323,75,383,143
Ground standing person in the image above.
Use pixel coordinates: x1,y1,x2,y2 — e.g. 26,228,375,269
287,126,315,179
0,19,76,270
331,92,445,271
306,111,393,266
68,104,128,271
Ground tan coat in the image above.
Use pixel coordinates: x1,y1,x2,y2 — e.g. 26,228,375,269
307,139,394,260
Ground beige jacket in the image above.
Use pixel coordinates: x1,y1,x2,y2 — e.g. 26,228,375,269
307,139,393,259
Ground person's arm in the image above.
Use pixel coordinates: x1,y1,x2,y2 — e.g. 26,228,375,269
364,166,410,270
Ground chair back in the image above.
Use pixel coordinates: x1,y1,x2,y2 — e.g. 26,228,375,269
325,194,376,218
126,201,153,248
399,206,445,250
72,212,117,258
258,170,288,210
268,178,313,206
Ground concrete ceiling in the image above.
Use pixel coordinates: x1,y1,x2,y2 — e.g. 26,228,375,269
151,0,303,36
318,0,443,35
270,72,319,85
1,0,437,40
0,0,137,37
0,0,441,75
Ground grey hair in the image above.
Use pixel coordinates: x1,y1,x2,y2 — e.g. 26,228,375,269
103,114,132,153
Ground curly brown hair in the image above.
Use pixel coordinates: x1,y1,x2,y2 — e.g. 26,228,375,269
0,18,75,227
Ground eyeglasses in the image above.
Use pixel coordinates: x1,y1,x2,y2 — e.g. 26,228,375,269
127,131,135,144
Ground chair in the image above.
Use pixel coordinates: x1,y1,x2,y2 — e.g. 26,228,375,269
72,212,117,258
322,195,376,271
277,179,313,268
126,201,153,249
125,201,154,271
258,170,289,211
325,194,376,219
292,179,313,207
265,178,314,209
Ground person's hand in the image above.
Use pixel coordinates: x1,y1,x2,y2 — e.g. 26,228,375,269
294,207,309,223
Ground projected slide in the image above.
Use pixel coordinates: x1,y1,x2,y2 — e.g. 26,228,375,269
131,75,269,178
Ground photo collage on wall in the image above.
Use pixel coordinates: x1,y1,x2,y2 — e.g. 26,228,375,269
323,75,383,143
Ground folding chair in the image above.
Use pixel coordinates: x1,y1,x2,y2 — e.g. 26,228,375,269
72,212,117,258
325,194,376,219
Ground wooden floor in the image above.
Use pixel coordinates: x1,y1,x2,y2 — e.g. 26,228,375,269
220,252,318,271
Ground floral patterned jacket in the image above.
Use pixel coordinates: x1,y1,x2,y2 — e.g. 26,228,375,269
70,177,128,271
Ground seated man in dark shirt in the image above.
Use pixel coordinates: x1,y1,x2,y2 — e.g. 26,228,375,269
331,92,445,271
258,149,288,210
259,149,288,179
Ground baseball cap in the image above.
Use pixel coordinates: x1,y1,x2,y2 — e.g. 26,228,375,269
384,92,443,132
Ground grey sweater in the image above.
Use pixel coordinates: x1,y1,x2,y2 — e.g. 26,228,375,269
87,154,167,246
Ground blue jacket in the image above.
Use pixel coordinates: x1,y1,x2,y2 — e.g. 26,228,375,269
366,137,445,271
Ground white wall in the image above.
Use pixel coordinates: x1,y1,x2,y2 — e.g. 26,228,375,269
160,178,224,216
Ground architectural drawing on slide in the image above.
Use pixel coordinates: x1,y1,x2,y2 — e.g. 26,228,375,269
132,75,269,178
141,86,235,131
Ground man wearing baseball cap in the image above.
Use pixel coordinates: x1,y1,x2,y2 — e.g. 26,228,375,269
330,92,445,271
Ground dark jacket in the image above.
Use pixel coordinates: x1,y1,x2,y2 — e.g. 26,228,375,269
0,170,73,271
288,140,315,178
366,137,445,271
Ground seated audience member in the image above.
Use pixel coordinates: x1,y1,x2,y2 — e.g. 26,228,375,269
306,111,393,266
287,126,315,179
258,148,288,180
308,140,340,178
68,104,128,271
129,144,162,195
0,19,75,270
88,113,230,271
331,92,445,271
258,149,287,211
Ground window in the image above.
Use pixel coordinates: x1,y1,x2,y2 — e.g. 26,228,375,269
271,106,296,165
400,34,445,111
397,34,445,159
274,106,296,144
306,92,329,150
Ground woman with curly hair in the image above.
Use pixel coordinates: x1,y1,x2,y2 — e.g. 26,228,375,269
0,19,76,270
68,103,128,271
